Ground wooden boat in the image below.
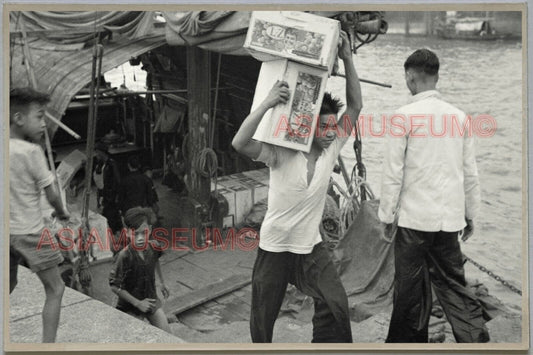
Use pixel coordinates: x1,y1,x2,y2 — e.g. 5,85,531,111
435,17,513,40
8,10,522,344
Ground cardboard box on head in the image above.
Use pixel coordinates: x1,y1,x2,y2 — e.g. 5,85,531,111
250,59,329,153
244,11,341,74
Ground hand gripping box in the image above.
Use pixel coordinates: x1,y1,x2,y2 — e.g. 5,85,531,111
244,11,341,73
251,59,329,153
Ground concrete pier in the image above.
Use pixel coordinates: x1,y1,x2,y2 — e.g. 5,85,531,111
8,266,184,345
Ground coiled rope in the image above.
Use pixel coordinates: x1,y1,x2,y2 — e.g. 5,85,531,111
194,148,218,179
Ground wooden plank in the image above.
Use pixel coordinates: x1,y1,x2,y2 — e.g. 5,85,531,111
163,273,251,315
182,248,255,279
161,258,219,298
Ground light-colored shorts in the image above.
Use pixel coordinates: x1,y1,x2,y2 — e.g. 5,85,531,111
10,232,64,272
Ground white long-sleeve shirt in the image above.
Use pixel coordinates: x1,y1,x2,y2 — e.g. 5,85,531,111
378,90,480,232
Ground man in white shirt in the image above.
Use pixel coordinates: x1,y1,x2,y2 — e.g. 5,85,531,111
378,49,489,343
232,31,362,343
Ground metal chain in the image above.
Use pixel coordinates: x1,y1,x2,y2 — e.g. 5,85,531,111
464,254,522,296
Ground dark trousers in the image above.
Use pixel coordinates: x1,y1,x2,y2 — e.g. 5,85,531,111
250,242,352,343
386,227,490,343
10,247,20,294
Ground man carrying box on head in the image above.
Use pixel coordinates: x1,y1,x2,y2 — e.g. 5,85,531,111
232,31,362,343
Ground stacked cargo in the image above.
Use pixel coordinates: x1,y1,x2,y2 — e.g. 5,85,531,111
244,11,341,153
212,168,269,227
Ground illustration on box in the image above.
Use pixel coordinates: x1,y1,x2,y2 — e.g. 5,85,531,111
283,71,323,145
250,20,325,60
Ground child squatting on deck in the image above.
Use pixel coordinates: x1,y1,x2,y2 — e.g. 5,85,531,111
109,207,171,332
9,87,71,343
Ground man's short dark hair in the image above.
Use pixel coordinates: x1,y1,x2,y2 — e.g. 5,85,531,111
127,155,141,170
10,87,50,117
95,141,109,154
404,49,439,76
320,92,344,115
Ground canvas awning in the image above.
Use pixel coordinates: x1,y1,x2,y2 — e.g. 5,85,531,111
163,11,345,55
9,10,346,125
10,11,166,128
10,35,166,123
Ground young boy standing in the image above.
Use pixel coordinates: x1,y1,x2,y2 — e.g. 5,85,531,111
9,87,70,343
109,207,171,332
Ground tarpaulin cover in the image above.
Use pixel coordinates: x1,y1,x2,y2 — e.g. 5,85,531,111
10,11,166,127
162,11,345,55
8,10,344,134
11,11,157,43
333,199,395,321
153,101,186,133
10,34,166,126
163,11,251,55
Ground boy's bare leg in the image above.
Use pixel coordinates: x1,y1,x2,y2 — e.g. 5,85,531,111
147,308,171,333
36,266,65,343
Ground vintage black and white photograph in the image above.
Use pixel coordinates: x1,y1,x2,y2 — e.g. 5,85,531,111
4,4,527,351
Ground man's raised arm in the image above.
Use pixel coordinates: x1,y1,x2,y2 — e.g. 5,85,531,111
337,31,363,135
232,81,290,159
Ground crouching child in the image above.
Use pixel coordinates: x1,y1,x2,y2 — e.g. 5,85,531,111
109,207,171,332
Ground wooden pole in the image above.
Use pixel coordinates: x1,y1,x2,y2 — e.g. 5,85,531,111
333,73,392,88
187,47,211,204
19,16,81,140
19,18,66,206
45,112,81,140
210,53,222,149
146,74,156,164
82,44,104,222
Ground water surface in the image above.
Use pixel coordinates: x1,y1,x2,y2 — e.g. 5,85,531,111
328,35,523,290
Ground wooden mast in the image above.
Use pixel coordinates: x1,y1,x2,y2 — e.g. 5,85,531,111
186,47,211,205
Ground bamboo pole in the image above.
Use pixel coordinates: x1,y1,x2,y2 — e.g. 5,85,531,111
19,17,81,140
82,44,104,222
19,18,66,207
210,53,222,149
334,73,392,88
75,43,103,290
45,112,81,140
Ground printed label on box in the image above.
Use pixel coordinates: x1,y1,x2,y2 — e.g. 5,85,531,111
252,60,328,152
244,11,340,72
250,20,326,61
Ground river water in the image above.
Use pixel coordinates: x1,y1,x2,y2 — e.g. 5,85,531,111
106,33,524,309
327,34,524,305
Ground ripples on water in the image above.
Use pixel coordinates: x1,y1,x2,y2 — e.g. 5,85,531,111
327,35,523,288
